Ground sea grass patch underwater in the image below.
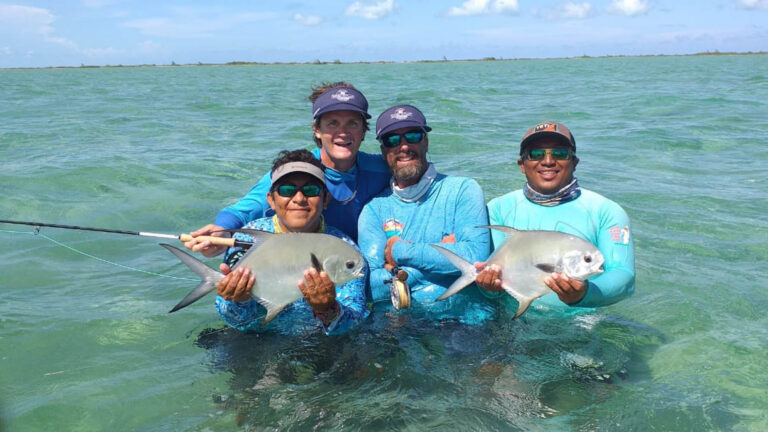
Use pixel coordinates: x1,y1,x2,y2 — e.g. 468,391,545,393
1,55,767,431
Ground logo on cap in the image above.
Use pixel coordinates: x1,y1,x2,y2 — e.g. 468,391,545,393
331,89,355,102
534,122,556,132
390,108,413,121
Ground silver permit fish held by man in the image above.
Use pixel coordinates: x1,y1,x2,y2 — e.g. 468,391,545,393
431,225,604,319
162,230,365,324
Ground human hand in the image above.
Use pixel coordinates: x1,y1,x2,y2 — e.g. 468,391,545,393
384,236,401,268
544,273,587,304
183,224,229,257
474,262,503,292
216,264,254,302
298,267,337,313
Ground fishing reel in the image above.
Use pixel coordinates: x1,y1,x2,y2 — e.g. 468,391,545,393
385,267,410,310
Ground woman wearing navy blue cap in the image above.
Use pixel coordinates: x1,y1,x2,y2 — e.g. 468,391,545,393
186,82,391,255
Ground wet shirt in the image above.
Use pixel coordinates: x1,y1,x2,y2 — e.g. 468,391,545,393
486,188,635,312
357,174,496,325
215,217,370,335
214,147,391,242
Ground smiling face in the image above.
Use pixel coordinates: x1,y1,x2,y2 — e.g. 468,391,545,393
518,138,579,195
266,172,330,233
380,127,429,188
313,110,366,172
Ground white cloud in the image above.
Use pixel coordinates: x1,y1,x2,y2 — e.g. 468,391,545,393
345,0,395,20
607,0,649,16
738,0,768,9
447,0,519,16
294,13,323,26
0,4,55,35
0,5,79,49
562,2,592,19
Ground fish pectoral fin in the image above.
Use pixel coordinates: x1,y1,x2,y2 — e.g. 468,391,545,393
535,263,556,273
310,253,323,272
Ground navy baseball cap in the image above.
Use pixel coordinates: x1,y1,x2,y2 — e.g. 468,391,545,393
312,87,371,120
375,104,432,140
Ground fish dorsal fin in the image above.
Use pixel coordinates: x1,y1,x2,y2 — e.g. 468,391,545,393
226,228,274,249
310,253,323,272
477,225,522,239
553,221,591,241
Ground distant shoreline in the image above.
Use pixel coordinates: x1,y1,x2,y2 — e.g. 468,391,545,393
2,50,765,71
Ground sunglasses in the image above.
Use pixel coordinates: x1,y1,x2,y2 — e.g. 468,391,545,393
381,130,426,148
525,148,573,161
273,184,323,198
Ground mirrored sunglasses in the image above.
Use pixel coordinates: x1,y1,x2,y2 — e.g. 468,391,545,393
525,148,573,161
381,130,426,148
274,184,322,198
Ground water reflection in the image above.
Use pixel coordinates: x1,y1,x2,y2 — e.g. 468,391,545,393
193,309,664,430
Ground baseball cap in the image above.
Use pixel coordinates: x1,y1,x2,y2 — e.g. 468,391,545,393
271,162,326,185
312,87,371,120
375,104,432,140
520,121,576,154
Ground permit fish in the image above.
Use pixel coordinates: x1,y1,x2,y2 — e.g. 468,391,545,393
431,225,604,319
162,229,365,324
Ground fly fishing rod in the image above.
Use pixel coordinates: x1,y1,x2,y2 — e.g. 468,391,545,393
0,219,251,248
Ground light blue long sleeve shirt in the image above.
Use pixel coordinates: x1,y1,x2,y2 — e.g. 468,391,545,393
215,217,370,335
357,173,496,324
215,147,390,241
486,188,635,313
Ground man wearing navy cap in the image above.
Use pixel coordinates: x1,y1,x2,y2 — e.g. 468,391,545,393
186,82,391,256
357,104,495,323
475,121,635,314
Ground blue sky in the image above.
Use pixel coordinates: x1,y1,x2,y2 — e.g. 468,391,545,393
1,0,766,68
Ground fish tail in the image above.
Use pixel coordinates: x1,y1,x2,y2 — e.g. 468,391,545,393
430,245,478,301
160,244,223,313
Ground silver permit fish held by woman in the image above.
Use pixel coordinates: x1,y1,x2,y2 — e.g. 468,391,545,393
431,225,604,318
162,230,365,323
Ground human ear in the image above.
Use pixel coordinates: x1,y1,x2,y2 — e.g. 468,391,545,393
266,191,277,212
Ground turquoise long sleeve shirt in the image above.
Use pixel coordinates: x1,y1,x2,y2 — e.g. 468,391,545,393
486,188,635,312
215,147,390,241
215,217,370,336
357,174,496,324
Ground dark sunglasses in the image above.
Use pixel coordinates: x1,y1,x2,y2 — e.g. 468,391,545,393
273,184,323,198
525,148,573,161
381,130,426,148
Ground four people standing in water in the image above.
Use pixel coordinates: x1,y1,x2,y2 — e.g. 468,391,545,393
186,83,634,332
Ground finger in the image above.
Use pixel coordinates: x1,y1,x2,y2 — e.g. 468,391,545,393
219,263,231,274
474,262,486,271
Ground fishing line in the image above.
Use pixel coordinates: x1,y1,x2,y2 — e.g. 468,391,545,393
0,228,198,281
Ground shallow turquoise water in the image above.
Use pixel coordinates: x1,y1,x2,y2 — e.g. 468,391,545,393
1,55,767,431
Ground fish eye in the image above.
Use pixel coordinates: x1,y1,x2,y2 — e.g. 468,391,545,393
584,256,592,263
345,260,355,269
